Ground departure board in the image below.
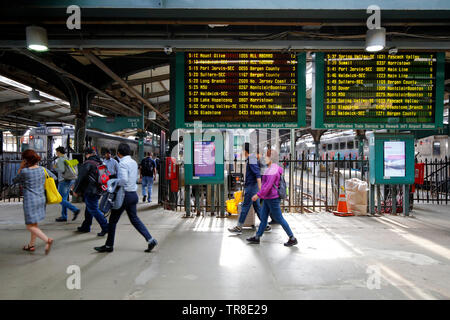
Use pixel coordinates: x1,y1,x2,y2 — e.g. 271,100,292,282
175,52,306,129
312,52,445,129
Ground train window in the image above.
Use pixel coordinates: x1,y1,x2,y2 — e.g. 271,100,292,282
340,142,346,149
322,144,327,151
334,143,339,150
328,144,332,150
347,141,354,149
33,138,44,151
433,142,441,156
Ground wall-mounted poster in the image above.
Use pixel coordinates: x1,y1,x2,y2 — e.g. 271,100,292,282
193,141,216,177
384,141,406,178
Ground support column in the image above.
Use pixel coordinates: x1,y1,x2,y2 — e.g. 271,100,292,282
310,129,326,159
289,129,295,212
71,86,93,154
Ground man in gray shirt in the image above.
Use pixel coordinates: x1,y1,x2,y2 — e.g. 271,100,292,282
103,149,119,179
94,143,158,253
54,146,80,222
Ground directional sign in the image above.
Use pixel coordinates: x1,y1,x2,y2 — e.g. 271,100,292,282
86,116,142,133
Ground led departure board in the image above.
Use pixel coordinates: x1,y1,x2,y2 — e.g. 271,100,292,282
174,52,306,129
312,52,445,129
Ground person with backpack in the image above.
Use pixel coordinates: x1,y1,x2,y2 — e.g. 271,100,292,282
247,148,298,247
72,147,109,236
94,143,158,253
54,146,80,222
228,143,272,234
140,152,156,203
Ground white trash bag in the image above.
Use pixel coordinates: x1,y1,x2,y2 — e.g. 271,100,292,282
345,178,368,216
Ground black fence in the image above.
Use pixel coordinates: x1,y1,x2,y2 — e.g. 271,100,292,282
0,152,52,202
414,157,449,205
159,152,371,214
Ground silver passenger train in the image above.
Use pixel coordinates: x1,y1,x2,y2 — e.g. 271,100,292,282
28,122,159,162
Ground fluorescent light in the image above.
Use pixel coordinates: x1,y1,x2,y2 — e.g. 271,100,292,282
365,27,385,52
0,75,32,91
89,110,106,117
26,26,48,52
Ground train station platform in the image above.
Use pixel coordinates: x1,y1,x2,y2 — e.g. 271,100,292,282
0,201,449,300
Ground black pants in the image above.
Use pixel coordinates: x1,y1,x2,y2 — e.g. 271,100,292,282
105,191,152,247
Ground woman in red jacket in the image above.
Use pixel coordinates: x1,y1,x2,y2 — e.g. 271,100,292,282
247,148,298,247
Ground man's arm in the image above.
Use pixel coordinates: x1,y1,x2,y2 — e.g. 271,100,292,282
257,177,262,190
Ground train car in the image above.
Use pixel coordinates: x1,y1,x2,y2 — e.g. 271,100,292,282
28,122,159,163
415,135,449,161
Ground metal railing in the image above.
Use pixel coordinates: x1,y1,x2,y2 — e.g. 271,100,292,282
159,152,370,214
414,157,449,205
0,152,52,202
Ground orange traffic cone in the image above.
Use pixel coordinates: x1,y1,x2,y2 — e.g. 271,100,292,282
333,186,354,217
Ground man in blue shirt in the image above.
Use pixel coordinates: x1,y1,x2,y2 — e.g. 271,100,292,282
94,143,157,253
103,149,119,179
228,143,271,234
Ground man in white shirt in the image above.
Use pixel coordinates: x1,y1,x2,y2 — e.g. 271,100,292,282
94,143,158,253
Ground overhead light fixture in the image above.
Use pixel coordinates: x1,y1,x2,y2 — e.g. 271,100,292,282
208,24,229,28
26,26,49,52
29,89,41,103
365,27,385,52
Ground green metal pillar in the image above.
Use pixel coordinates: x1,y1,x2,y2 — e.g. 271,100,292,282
138,84,145,162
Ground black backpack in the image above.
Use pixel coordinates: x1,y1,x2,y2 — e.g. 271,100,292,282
273,173,287,199
141,157,155,176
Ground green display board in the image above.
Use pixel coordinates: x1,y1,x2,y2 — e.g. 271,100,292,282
312,52,445,130
87,116,142,133
184,133,224,185
368,132,415,185
175,52,306,129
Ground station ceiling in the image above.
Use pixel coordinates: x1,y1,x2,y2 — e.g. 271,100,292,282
0,1,449,135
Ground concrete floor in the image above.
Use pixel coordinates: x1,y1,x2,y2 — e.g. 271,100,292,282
0,196,449,300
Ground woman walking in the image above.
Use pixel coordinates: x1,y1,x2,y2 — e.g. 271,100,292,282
13,149,55,254
247,148,298,247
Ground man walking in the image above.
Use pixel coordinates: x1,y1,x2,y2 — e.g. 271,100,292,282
140,152,156,203
73,148,109,236
103,149,119,179
54,146,80,222
94,143,158,253
228,143,271,234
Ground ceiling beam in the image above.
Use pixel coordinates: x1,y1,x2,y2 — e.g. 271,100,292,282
82,49,169,124
14,48,141,117
145,90,169,99
0,98,31,116
4,39,450,50
110,73,170,90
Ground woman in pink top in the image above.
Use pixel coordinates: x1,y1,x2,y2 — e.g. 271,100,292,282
247,149,298,246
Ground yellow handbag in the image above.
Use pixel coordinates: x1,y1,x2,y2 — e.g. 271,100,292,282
43,168,62,204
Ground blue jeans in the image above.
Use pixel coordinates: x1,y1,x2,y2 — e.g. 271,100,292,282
142,175,154,201
106,191,153,247
256,198,294,238
79,194,109,232
238,184,261,225
57,180,79,219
